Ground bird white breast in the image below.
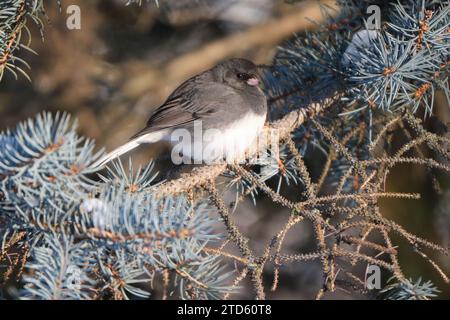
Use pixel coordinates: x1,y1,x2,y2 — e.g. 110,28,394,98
170,111,266,165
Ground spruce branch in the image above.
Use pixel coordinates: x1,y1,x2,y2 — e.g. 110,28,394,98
1,0,450,300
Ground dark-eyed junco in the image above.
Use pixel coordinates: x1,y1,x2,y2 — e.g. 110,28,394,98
91,58,267,168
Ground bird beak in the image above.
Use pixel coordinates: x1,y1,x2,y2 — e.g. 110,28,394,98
247,77,259,86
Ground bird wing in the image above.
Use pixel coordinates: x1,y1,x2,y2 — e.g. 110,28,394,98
130,80,233,140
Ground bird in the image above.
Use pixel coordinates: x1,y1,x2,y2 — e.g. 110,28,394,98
91,58,267,169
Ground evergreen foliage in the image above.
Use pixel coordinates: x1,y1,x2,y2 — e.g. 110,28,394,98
1,0,449,299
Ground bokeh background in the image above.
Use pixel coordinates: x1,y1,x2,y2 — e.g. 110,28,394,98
1,0,449,299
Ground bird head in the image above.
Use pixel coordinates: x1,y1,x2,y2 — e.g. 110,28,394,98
213,58,261,90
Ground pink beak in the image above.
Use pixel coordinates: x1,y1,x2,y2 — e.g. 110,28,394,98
247,77,260,86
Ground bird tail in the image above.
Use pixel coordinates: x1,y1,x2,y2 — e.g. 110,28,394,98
90,131,166,169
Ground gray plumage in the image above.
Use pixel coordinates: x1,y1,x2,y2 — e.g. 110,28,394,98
91,58,267,168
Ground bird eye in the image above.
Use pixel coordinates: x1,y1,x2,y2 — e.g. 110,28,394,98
237,73,249,80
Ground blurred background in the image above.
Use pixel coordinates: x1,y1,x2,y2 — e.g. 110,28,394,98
0,0,449,299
